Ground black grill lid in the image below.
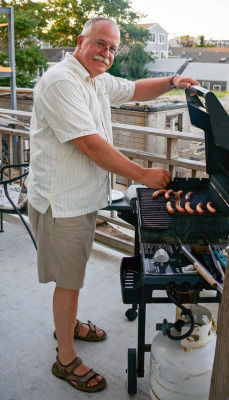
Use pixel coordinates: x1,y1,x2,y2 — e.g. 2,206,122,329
186,86,229,206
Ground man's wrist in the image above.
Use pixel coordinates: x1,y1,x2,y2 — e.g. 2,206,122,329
169,74,179,89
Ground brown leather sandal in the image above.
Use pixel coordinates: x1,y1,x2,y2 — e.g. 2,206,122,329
54,320,107,342
52,353,107,392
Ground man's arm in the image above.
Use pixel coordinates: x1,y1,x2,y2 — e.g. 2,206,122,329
131,75,200,102
71,134,171,189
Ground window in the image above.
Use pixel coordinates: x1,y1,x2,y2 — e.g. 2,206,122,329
202,82,210,90
213,85,221,91
219,57,227,62
149,33,156,43
188,57,194,62
158,34,165,44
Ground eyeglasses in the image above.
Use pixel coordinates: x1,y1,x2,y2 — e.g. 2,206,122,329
83,35,119,57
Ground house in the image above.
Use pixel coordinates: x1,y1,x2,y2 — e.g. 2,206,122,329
169,46,229,64
138,23,169,59
209,39,229,48
147,58,188,78
20,37,51,49
181,62,229,91
41,47,74,68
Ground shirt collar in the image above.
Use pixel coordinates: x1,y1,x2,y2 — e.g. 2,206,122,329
64,52,91,82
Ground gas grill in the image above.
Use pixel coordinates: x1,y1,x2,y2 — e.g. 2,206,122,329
119,86,229,394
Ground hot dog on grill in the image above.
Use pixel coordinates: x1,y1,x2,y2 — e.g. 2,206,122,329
165,189,173,200
196,202,205,214
174,192,185,213
152,189,167,199
166,201,175,214
185,192,193,201
175,203,185,213
185,202,195,214
206,201,217,214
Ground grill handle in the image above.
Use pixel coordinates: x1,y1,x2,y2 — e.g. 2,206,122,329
187,85,209,97
193,262,217,289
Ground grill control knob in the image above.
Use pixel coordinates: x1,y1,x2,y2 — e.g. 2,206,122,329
154,249,169,264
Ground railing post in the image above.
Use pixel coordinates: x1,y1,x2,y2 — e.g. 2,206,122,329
0,133,2,161
166,137,178,177
8,134,13,180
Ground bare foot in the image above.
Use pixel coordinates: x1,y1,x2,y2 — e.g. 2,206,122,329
71,361,103,388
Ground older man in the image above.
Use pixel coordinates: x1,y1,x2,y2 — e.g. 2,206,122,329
28,17,199,392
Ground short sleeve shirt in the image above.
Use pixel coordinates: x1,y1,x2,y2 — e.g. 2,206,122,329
28,53,135,217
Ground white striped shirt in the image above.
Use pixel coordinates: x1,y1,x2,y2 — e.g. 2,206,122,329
28,53,135,217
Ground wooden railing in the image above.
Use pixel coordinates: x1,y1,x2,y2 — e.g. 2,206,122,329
0,108,207,254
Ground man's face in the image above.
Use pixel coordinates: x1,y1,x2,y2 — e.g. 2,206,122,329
74,21,120,78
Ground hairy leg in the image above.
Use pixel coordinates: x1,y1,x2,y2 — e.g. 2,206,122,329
53,286,103,387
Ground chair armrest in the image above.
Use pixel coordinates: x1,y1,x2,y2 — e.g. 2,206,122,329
0,163,29,184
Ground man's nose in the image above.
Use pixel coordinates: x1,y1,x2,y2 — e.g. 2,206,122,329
101,46,110,56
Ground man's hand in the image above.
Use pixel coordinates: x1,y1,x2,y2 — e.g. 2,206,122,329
172,75,200,90
142,168,171,189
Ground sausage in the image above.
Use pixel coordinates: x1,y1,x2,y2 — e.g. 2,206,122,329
177,190,183,196
166,201,175,214
185,201,195,214
196,202,205,214
206,201,217,214
175,203,186,213
152,189,167,199
185,192,193,201
165,189,173,200
174,192,185,213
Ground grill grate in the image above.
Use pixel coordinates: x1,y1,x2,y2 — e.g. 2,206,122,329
138,187,223,230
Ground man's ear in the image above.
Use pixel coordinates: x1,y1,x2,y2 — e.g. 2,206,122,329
77,35,84,48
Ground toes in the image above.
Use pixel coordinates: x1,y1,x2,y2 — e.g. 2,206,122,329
87,376,103,387
95,375,103,382
96,328,104,337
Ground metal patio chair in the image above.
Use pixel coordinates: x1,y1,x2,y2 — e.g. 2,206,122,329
0,161,37,249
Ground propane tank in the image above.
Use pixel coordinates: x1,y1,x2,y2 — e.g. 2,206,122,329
149,304,216,400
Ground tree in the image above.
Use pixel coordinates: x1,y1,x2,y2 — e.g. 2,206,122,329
44,0,151,48
0,0,49,87
177,35,196,47
0,0,154,84
126,43,155,80
194,35,215,48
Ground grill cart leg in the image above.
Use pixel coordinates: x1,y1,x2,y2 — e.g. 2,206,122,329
137,302,146,377
127,348,137,395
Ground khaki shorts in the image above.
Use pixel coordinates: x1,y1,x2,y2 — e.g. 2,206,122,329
28,203,98,290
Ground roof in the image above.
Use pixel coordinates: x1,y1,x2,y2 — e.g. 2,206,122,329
181,62,229,81
42,47,75,62
147,58,188,74
137,23,157,29
169,47,229,63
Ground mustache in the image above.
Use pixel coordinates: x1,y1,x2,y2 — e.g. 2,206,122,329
93,55,110,66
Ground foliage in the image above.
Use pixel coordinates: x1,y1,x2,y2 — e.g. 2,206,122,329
0,0,154,83
0,45,48,87
126,43,155,80
0,0,49,87
177,35,196,47
193,35,215,48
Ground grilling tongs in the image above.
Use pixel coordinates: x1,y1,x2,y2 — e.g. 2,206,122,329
176,236,223,294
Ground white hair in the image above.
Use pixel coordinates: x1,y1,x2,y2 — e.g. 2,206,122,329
81,17,119,36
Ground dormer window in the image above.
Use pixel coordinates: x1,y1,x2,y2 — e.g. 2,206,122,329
219,57,227,62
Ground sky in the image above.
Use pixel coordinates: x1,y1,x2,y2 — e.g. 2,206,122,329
130,0,228,40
